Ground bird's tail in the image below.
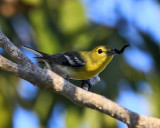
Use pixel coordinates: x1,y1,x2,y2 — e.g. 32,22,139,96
22,46,51,69
22,46,46,57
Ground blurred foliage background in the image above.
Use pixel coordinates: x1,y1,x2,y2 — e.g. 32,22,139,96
0,0,160,128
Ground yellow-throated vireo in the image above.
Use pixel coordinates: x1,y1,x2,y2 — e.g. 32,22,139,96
23,44,129,90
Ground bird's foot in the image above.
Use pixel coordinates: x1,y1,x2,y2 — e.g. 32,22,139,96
66,75,70,82
81,79,93,91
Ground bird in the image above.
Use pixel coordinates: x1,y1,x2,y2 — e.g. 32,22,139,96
22,44,129,90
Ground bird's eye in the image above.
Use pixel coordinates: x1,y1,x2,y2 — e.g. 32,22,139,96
98,49,103,54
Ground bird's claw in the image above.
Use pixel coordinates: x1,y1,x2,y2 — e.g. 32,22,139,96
81,79,93,91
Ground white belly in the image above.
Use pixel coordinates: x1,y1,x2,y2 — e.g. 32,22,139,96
51,64,72,79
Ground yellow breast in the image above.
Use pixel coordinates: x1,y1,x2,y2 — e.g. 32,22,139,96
71,51,113,80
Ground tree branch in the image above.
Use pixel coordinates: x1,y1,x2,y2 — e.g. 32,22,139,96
0,32,160,128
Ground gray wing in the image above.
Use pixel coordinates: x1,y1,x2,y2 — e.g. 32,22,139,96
43,52,85,67
22,46,85,67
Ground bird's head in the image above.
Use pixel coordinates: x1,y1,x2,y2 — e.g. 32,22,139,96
90,44,129,61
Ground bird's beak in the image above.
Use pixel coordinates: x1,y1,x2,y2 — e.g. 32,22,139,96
106,49,117,56
106,44,130,56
